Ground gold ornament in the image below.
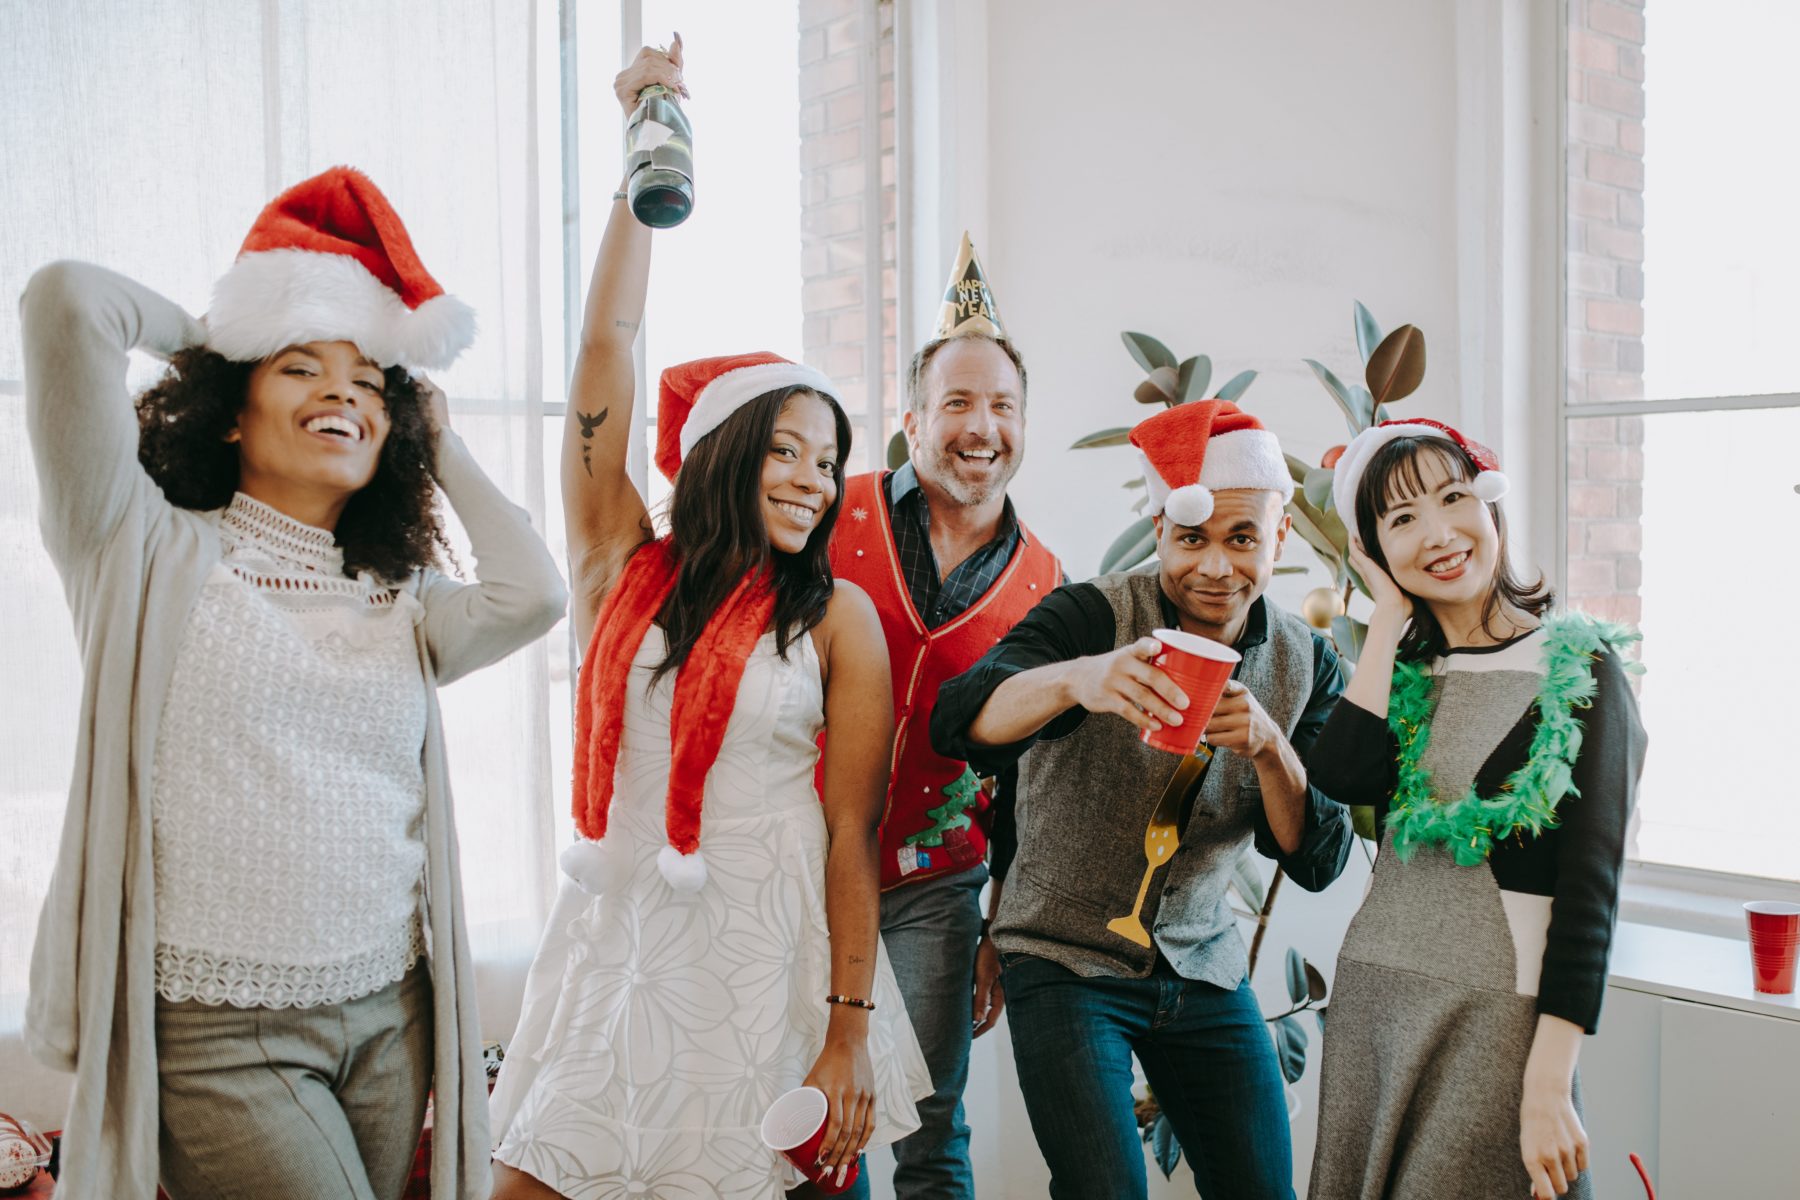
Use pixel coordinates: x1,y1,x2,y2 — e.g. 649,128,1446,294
1301,586,1344,630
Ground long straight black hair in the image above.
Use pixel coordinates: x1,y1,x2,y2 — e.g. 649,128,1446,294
1352,435,1553,663
652,385,852,682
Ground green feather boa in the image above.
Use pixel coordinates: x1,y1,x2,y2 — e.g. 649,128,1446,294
1386,612,1641,866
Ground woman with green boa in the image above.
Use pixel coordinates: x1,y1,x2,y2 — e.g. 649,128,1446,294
1305,420,1646,1200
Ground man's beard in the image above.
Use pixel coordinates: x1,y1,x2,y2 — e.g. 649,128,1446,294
916,440,1017,508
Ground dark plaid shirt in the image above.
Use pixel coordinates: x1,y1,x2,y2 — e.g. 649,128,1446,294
885,462,1027,629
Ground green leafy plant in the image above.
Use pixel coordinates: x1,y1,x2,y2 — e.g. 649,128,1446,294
1073,332,1262,576
1287,301,1428,667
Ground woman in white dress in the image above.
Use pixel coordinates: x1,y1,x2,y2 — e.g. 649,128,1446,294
489,39,929,1200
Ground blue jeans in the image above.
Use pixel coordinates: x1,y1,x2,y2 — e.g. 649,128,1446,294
877,865,985,1199
1001,953,1294,1200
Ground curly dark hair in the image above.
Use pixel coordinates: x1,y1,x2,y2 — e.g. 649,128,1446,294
135,347,449,582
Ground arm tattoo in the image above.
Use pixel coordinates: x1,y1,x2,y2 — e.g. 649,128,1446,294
847,955,868,966
577,408,608,476
614,318,639,331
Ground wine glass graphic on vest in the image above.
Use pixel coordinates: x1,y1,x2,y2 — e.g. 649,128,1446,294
1107,749,1211,948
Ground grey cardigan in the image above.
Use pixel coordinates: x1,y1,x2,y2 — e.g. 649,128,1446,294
19,261,568,1200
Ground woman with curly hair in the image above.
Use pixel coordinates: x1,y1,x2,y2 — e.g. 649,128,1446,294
21,169,566,1200
1305,420,1646,1200
487,39,928,1200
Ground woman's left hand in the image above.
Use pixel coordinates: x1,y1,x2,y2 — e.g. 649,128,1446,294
416,374,449,433
1519,1074,1588,1198
801,1030,875,1187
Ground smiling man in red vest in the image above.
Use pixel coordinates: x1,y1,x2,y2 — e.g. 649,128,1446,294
828,234,1061,1197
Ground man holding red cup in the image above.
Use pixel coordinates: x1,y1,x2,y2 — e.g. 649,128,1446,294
932,399,1353,1199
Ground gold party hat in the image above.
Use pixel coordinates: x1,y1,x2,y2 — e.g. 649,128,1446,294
934,232,1006,339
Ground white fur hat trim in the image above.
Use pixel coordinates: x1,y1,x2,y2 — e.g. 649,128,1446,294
679,361,839,461
206,248,476,370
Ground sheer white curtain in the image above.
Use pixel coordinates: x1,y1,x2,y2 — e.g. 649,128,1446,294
0,0,564,1127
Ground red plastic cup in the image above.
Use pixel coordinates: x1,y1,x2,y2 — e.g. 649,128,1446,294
1744,900,1800,995
760,1086,859,1195
1140,627,1241,756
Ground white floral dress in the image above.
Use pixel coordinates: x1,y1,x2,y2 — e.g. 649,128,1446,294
492,626,929,1198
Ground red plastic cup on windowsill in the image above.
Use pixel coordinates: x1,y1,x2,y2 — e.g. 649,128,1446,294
1744,900,1799,995
1140,627,1241,756
760,1086,859,1195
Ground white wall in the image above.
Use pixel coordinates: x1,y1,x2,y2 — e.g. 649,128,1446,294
902,1,1522,1195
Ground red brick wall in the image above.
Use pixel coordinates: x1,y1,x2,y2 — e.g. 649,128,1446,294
799,0,897,472
1564,0,1645,626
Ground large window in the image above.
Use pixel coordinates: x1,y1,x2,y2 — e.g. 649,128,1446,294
0,0,900,1115
1563,0,1800,882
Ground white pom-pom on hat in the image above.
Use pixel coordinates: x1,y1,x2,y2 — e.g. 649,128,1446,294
657,845,709,893
560,839,629,896
1163,484,1215,528
1471,470,1509,503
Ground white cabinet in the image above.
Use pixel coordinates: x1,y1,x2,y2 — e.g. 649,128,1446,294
1582,924,1800,1198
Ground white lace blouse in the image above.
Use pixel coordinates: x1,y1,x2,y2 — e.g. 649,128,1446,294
151,494,428,1009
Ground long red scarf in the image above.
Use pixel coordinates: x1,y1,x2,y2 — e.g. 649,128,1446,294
572,538,775,855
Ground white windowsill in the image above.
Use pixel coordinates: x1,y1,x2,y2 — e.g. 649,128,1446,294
1617,860,1800,939
1608,920,1800,1024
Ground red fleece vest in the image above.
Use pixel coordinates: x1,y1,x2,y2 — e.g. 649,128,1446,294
827,471,1062,890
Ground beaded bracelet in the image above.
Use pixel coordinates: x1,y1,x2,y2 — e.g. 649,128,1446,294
826,994,876,1011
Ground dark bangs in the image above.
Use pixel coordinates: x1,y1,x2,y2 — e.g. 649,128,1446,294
1351,434,1552,662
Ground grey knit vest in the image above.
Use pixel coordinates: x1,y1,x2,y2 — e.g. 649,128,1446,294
995,568,1315,985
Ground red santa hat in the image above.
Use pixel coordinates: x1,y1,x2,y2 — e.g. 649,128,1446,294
206,167,475,370
1331,418,1510,513
1129,400,1294,528
656,352,839,481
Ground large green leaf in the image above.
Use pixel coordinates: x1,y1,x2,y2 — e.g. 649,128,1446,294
1351,805,1379,841
887,429,910,470
1331,614,1368,663
1305,959,1329,1003
1177,355,1213,402
1072,426,1132,449
1099,515,1158,575
1348,385,1375,428
1214,369,1258,402
1353,300,1383,364
1303,466,1335,512
1273,1015,1309,1084
1122,331,1176,374
1303,358,1365,437
1148,1114,1181,1178
1134,364,1180,405
1230,850,1266,912
1285,452,1314,487
1285,946,1307,1005
1365,324,1426,405
1288,493,1348,558
1123,475,1146,489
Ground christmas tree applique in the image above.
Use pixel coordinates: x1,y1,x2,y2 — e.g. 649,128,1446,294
905,767,983,848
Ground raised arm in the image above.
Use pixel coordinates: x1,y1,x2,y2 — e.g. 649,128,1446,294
415,379,568,686
21,260,203,571
563,39,688,648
